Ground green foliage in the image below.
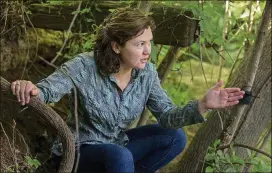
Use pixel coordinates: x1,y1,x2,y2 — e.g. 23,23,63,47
204,140,272,173
163,82,190,106
150,41,158,64
5,156,41,173
25,156,41,170
65,33,96,59
162,1,265,69
47,0,64,6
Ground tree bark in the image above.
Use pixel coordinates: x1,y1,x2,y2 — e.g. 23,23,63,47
0,77,75,173
231,30,271,159
177,2,271,171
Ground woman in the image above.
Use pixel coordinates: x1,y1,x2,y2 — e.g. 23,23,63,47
11,7,244,173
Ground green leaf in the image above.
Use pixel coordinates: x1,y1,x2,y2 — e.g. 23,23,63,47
150,42,158,64
225,153,231,163
214,38,224,45
225,167,237,172
71,10,80,15
216,150,224,158
86,18,94,23
214,139,221,148
25,156,32,162
80,8,91,14
205,153,216,161
250,158,259,165
48,1,63,5
232,155,245,165
246,149,252,158
95,4,102,12
205,166,214,173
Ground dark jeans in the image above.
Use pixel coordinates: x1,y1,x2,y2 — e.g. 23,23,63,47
52,124,187,173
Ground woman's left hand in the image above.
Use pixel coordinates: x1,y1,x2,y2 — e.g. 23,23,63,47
198,80,245,113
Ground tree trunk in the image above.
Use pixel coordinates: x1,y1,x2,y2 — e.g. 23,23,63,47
157,46,180,84
177,2,271,171
231,30,271,159
221,0,271,147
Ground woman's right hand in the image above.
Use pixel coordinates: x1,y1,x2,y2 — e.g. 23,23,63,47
11,80,39,105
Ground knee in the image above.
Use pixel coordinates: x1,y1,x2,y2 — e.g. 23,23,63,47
172,128,187,150
106,146,134,164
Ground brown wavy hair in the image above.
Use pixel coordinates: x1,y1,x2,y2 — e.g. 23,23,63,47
94,7,155,75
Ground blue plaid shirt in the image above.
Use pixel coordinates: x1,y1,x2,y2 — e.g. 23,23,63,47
36,52,205,155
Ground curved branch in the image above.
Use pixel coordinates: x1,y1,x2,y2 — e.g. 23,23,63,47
217,143,272,159
0,76,75,173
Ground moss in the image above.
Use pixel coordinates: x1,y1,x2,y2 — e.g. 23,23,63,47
27,28,63,47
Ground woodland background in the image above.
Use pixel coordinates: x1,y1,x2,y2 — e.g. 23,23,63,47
0,0,271,173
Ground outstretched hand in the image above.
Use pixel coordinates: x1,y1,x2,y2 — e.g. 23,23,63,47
198,80,245,113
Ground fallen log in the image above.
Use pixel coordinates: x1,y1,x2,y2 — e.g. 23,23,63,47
27,1,199,47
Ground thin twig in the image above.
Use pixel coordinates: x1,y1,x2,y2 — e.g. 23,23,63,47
199,38,209,89
0,122,18,172
216,110,224,131
23,4,39,72
58,70,80,173
20,3,30,80
209,43,225,60
189,58,193,81
217,143,272,159
15,128,30,156
38,55,58,69
72,85,80,173
0,5,9,34
51,1,82,64
202,44,214,86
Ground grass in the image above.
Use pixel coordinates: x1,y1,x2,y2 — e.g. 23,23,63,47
162,59,231,105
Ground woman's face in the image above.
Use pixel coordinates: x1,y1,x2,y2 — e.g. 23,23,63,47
117,26,153,70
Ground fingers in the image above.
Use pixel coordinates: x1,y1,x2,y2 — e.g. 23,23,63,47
228,91,245,97
31,87,39,96
11,81,17,95
15,81,21,102
228,95,244,102
25,82,33,104
225,88,241,93
214,80,224,89
11,80,37,105
20,82,27,105
226,100,239,107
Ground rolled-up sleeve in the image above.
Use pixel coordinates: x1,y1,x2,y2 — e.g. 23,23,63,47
36,57,82,104
146,69,205,129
